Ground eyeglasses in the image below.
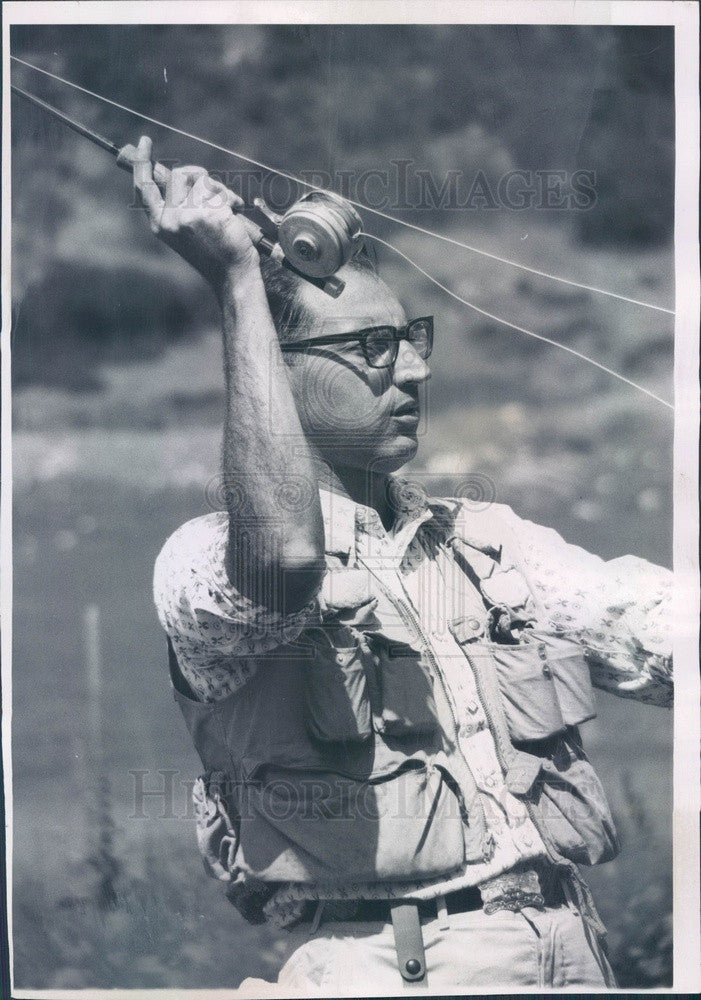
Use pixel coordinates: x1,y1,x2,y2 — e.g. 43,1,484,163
279,316,433,370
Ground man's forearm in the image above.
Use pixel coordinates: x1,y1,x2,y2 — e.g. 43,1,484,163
219,261,325,614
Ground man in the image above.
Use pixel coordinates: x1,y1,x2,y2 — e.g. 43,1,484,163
132,137,672,991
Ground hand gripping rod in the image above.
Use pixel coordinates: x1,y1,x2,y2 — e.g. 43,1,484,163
11,84,344,296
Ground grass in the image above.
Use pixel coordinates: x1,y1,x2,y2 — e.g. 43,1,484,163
14,842,291,989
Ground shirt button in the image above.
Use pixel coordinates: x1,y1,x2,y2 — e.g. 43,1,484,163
542,664,552,678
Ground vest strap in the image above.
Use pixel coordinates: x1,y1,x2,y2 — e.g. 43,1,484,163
390,902,428,987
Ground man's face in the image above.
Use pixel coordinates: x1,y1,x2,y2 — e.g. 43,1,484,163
284,266,431,473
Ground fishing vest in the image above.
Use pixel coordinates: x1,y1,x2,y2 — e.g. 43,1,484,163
167,500,619,913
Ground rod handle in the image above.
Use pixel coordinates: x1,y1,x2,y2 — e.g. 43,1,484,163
116,143,173,186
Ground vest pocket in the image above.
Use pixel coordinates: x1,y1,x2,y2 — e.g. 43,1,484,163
302,625,439,743
490,644,566,742
537,754,619,865
303,626,373,743
232,757,466,884
526,632,596,727
507,738,620,866
488,633,597,742
367,634,438,737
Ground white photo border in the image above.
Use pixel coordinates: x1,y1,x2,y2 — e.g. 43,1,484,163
2,2,698,996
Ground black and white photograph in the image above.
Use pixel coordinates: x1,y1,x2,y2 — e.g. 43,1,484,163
2,1,699,996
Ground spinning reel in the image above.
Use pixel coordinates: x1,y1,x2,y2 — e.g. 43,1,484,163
11,85,363,296
253,190,364,296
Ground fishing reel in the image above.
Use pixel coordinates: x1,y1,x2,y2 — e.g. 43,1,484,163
252,190,364,297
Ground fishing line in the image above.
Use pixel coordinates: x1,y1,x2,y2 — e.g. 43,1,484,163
10,55,315,194
362,233,674,411
11,55,675,316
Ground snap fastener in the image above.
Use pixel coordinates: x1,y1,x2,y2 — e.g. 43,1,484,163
467,617,481,631
405,959,421,976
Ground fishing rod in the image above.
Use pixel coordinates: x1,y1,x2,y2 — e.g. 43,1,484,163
11,72,674,409
11,84,363,298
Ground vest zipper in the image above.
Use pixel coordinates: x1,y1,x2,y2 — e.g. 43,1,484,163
366,559,509,777
463,651,510,774
360,565,475,817
359,558,560,871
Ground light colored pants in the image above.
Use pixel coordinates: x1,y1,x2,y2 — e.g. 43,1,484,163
264,901,616,994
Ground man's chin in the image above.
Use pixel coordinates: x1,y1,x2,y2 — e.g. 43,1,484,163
371,435,419,472
315,434,418,474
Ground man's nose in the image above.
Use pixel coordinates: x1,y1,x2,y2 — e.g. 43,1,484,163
392,339,431,386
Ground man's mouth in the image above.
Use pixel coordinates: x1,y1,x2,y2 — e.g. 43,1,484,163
393,399,420,418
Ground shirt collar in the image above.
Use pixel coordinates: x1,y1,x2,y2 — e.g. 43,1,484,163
319,477,460,563
319,487,358,559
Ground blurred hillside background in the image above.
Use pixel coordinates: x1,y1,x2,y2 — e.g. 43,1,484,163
10,24,674,989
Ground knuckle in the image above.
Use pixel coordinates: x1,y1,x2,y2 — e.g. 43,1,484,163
192,209,211,226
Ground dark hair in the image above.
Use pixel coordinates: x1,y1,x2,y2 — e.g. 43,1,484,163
260,245,379,344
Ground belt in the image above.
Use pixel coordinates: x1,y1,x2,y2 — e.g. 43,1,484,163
300,863,565,927
316,887,482,923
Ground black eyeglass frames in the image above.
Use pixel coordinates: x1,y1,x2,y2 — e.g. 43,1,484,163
279,316,433,369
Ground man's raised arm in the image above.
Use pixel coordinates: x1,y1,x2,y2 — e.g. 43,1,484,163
131,136,325,615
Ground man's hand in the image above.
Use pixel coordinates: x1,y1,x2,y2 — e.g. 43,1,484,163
129,135,260,293
125,138,324,614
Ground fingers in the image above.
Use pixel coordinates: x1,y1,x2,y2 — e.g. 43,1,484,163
219,184,245,212
191,173,242,213
167,168,244,214
132,135,164,228
168,165,208,208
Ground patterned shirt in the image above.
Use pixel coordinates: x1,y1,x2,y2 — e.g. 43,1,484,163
153,479,672,925
154,482,672,705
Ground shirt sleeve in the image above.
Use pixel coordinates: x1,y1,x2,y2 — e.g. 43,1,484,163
153,512,318,703
497,506,673,708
